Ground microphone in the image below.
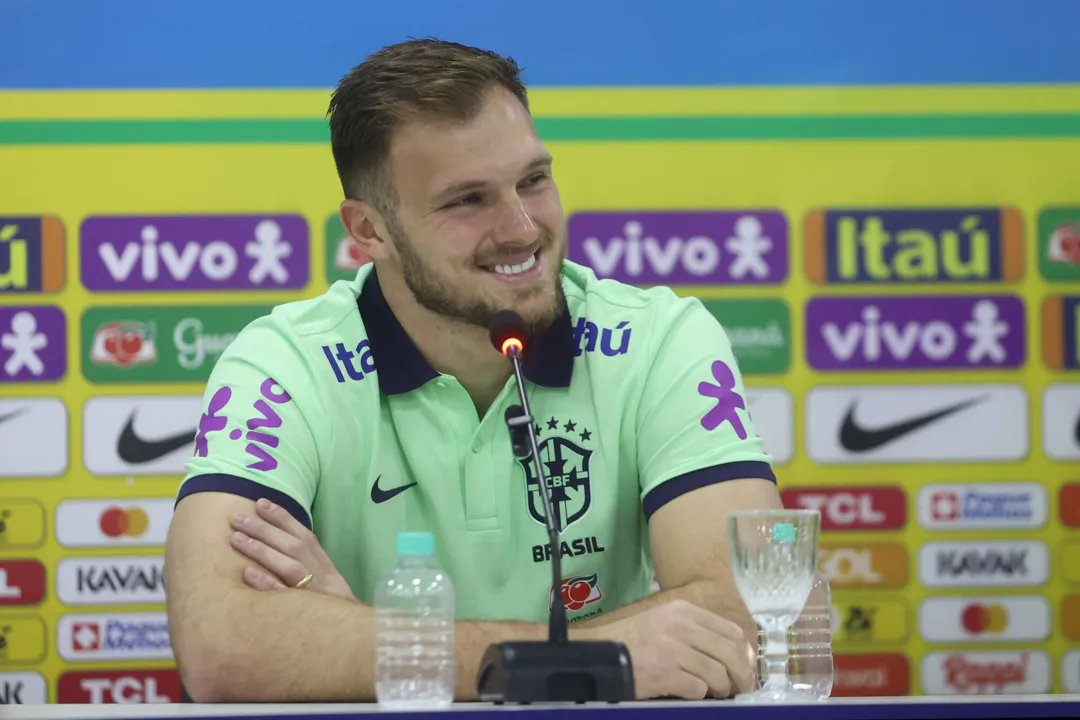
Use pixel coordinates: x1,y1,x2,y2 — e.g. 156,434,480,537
475,310,635,704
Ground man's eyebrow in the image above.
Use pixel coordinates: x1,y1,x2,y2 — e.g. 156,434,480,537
431,155,554,204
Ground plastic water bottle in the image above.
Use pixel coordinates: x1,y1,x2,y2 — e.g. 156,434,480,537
374,532,456,709
757,570,834,700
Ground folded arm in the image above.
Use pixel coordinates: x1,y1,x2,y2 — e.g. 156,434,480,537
166,492,548,702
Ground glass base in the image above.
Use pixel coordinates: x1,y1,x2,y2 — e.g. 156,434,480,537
734,681,820,704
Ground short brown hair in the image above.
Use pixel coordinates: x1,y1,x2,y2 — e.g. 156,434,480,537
327,38,530,213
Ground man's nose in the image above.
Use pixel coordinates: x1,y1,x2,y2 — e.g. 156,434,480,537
492,196,539,245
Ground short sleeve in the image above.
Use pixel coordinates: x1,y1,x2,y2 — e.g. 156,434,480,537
636,296,775,519
177,315,323,527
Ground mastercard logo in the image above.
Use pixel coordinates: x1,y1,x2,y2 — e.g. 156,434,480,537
98,506,150,538
961,603,1008,634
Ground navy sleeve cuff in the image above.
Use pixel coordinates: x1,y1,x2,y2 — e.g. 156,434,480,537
642,461,777,521
176,473,312,530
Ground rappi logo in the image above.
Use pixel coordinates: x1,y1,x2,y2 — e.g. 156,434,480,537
781,487,906,531
550,573,603,613
57,669,180,704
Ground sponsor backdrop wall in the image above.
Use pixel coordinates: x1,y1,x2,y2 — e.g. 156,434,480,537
1,0,1079,704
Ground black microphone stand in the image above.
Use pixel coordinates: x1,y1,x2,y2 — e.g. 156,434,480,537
476,310,635,704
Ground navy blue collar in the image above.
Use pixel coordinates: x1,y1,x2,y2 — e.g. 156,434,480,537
357,267,575,395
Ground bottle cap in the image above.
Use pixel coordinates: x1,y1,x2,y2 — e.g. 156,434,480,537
396,531,435,556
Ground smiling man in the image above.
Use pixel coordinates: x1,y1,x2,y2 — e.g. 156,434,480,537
165,38,782,703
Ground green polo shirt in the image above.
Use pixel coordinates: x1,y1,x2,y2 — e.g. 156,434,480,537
177,260,775,623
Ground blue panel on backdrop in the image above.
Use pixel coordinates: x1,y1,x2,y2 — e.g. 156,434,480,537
0,0,1075,89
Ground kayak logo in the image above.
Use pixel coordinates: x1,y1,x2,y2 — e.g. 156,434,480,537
57,669,180,704
83,396,201,475
57,612,172,661
919,596,1051,643
831,654,910,697
1041,297,1080,370
818,544,908,589
1038,207,1080,281
90,321,157,368
922,651,1051,695
0,560,46,606
567,210,788,285
55,499,173,548
0,216,65,293
805,296,1025,370
1041,383,1080,460
0,672,47,704
57,556,165,605
806,384,1028,464
917,482,1047,530
80,215,309,292
803,207,1023,284
782,487,906,530
918,540,1049,587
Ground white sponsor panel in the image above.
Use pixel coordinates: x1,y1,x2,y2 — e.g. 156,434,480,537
921,651,1051,695
806,384,1028,464
1042,383,1080,460
0,398,68,477
917,482,1047,530
57,556,166,605
918,540,1049,587
55,499,173,548
745,387,793,464
57,612,172,661
0,672,47,704
83,395,201,475
1063,651,1080,694
919,596,1050,643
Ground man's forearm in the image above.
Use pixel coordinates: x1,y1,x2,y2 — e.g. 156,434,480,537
577,580,757,646
175,586,550,702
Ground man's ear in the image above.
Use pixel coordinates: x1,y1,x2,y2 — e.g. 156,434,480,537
340,198,394,261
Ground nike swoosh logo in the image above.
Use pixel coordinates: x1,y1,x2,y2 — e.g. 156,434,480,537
116,411,196,464
839,395,987,453
1074,411,1080,448
0,408,27,428
370,475,418,504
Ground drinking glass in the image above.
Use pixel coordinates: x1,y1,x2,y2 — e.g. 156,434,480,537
727,509,821,703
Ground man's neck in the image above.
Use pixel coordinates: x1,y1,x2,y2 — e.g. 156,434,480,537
376,268,513,416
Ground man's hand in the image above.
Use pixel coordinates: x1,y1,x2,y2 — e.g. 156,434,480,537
228,498,357,603
578,599,757,700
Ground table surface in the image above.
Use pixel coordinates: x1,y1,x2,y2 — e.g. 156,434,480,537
4,695,1080,720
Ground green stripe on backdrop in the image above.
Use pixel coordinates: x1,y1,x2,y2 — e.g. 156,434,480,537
1,114,1079,144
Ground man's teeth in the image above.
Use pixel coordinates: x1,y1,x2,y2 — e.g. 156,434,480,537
491,253,537,276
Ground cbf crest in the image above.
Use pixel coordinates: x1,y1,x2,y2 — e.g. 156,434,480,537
519,416,594,531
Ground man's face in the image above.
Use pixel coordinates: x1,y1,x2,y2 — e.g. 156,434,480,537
380,86,567,334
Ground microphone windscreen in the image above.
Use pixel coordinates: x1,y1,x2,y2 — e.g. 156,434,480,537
488,309,529,353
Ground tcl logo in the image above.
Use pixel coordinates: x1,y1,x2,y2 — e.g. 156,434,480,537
0,560,46,606
1062,484,1080,527
57,669,180,703
782,487,906,530
832,653,910,696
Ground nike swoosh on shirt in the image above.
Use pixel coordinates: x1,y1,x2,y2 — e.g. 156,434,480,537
116,412,196,464
370,475,418,504
839,395,987,453
0,408,27,428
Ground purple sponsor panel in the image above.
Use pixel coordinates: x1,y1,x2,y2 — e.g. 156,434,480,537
806,295,1026,371
0,305,66,382
567,210,788,285
80,215,310,291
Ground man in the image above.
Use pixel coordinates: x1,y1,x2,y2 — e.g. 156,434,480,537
165,38,783,703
